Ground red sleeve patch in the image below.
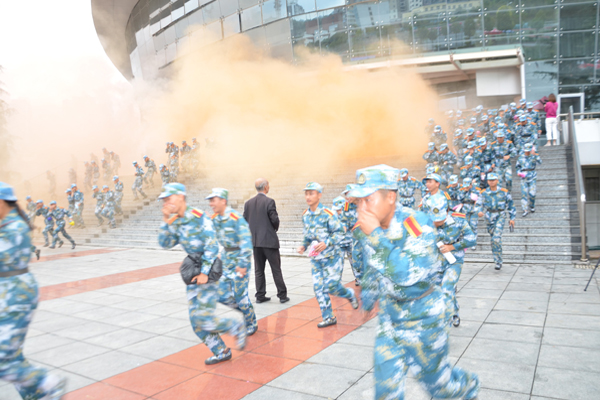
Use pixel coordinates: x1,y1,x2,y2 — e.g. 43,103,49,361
324,208,334,217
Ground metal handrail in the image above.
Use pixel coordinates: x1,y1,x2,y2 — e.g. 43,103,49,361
567,106,588,262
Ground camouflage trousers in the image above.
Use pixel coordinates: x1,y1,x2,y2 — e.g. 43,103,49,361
398,197,416,209
144,168,156,187
310,254,355,320
115,192,123,215
497,165,512,191
466,212,479,244
74,203,85,228
94,205,104,224
440,255,464,318
131,177,146,199
0,274,65,400
42,225,53,246
485,211,505,266
341,243,362,281
374,290,479,400
218,272,257,333
520,178,537,212
187,283,244,357
52,223,74,246
102,206,116,228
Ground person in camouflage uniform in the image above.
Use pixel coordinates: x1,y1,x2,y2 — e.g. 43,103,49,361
25,196,36,220
158,183,246,365
516,143,542,217
0,183,67,400
445,175,461,211
490,130,516,191
348,165,480,400
458,177,481,247
65,189,75,216
110,151,121,175
101,186,117,229
71,184,85,229
143,156,157,188
101,158,112,184
459,155,481,188
48,201,76,250
476,172,516,270
92,186,105,226
332,193,361,285
169,153,179,182
132,162,147,200
396,168,425,209
84,161,93,191
422,142,439,164
160,164,171,185
297,182,358,328
91,160,100,186
113,176,124,216
206,188,257,335
426,193,476,328
35,200,54,247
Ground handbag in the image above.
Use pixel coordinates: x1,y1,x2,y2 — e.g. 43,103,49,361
180,253,223,285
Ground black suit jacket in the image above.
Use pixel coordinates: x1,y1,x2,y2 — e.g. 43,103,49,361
243,193,280,249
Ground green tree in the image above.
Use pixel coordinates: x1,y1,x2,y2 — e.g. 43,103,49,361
464,17,476,38
496,6,514,31
0,66,11,178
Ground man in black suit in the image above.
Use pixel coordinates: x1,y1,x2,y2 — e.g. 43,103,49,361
243,179,289,303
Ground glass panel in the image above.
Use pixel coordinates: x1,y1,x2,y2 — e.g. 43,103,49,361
292,38,320,62
136,29,146,47
449,39,484,51
316,0,346,10
520,6,558,35
380,21,412,50
177,35,191,55
199,0,213,6
318,8,349,56
522,34,557,60
265,18,291,44
160,7,173,28
144,25,152,42
483,0,519,11
203,1,221,24
483,10,519,36
349,26,381,59
447,1,481,14
448,13,483,41
150,21,161,35
526,60,558,94
175,16,190,38
561,0,596,3
584,86,600,111
291,12,319,38
206,19,223,41
289,0,317,16
413,17,448,52
560,3,597,31
165,26,177,44
560,31,596,58
223,13,241,37
188,8,205,28
172,1,185,21
270,42,294,60
244,25,267,48
239,0,259,9
185,0,199,13
558,85,584,94
241,4,263,30
520,0,557,7
156,47,167,67
166,42,177,63
220,0,239,17
484,35,520,46
262,0,287,24
559,58,596,84
153,31,166,49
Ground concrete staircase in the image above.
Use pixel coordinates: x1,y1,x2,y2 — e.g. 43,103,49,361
76,146,582,265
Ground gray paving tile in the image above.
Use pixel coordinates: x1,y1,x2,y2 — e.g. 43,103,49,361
549,292,600,303
456,288,503,299
119,335,196,360
477,388,529,400
71,306,128,321
268,363,365,398
550,284,590,294
243,386,327,400
307,343,373,371
448,319,483,338
494,299,548,313
61,350,152,381
29,341,110,367
100,311,159,327
111,298,163,311
52,321,121,340
538,344,600,373
30,315,90,333
448,335,472,358
58,370,97,394
455,297,496,310
138,301,186,316
163,325,201,342
456,357,534,394
462,338,540,366
84,327,156,350
545,313,600,330
337,325,376,347
505,282,552,292
500,290,549,302
547,301,600,316
458,306,493,322
336,372,374,400
23,334,75,355
128,316,189,334
486,310,546,327
475,323,543,344
542,327,600,349
463,280,510,290
532,366,600,400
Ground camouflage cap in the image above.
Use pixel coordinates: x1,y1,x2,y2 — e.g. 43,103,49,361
102,185,109,190
428,142,435,150
0,182,17,201
526,102,533,108
113,175,119,181
466,128,475,136
456,110,463,117
467,141,476,149
454,129,463,137
478,137,487,146
347,164,399,198
92,185,98,190
462,177,473,187
496,130,505,138
425,193,448,222
205,188,228,200
422,173,442,185
342,183,355,195
464,155,474,165
26,195,32,200
71,184,77,188
448,174,459,185
49,200,57,205
303,182,323,193
488,172,499,180
36,199,43,204
65,189,71,193
159,183,186,199
520,98,526,105
399,168,409,178
439,143,448,151
523,143,533,152
332,196,346,211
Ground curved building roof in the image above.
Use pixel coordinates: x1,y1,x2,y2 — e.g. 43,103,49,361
91,0,138,80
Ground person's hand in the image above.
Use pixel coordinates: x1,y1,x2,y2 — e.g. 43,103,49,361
478,212,484,217
509,220,515,229
235,267,247,277
439,244,455,254
314,242,327,253
162,202,177,223
297,246,305,254
503,155,510,160
191,273,208,284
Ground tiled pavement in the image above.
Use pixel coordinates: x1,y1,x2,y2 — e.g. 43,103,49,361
1,245,600,400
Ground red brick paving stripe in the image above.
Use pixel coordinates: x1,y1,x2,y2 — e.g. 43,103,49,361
65,283,376,400
32,248,127,263
39,263,179,301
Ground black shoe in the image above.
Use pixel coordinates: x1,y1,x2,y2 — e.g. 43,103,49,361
71,242,76,250
43,243,49,247
354,279,360,287
256,297,271,303
317,317,337,328
247,326,258,336
531,208,535,213
204,349,232,365
58,241,64,248
495,264,502,270
279,297,290,304
452,315,461,327
522,211,528,217
35,249,41,260
48,245,55,249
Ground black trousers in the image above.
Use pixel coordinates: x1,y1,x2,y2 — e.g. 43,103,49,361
253,247,287,299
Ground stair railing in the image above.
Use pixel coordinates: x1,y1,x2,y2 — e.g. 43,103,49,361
567,106,588,262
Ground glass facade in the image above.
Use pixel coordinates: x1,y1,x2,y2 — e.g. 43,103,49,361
126,0,600,110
